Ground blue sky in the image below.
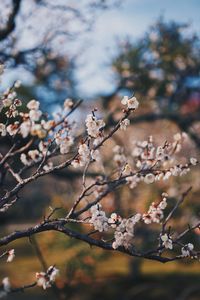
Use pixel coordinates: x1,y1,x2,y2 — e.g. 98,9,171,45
77,0,200,97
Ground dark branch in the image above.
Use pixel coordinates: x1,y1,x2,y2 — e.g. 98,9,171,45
0,0,22,42
0,220,178,263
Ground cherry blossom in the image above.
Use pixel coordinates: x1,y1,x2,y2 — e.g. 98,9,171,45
120,118,130,130
121,96,139,110
161,234,173,249
27,100,40,110
85,113,105,138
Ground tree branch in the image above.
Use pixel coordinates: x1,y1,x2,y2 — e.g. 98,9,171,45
0,0,22,42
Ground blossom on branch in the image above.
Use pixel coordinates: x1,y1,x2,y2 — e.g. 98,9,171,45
36,266,59,290
161,234,173,250
121,96,139,110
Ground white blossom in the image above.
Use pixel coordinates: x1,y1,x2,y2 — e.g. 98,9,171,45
36,266,59,290
28,149,40,161
181,243,194,257
89,204,109,232
190,157,198,166
38,141,50,155
0,123,6,136
43,162,53,171
121,96,139,110
2,99,12,107
20,121,31,138
112,214,141,249
8,92,16,100
14,99,22,107
108,213,122,228
78,144,90,163
27,100,40,110
144,173,155,184
36,272,51,290
20,149,41,166
71,158,82,168
120,118,130,130
163,171,172,180
91,149,101,162
59,136,74,154
14,80,21,88
7,122,19,136
85,114,105,138
158,198,167,210
29,109,42,121
71,143,91,167
161,234,173,249
47,266,59,282
64,98,73,110
143,194,168,224
20,153,31,166
30,123,46,138
6,108,18,118
126,174,141,189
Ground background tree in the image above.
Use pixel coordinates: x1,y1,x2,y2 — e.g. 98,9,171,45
0,0,119,105
104,19,200,147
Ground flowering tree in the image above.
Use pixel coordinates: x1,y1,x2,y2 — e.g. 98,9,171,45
0,63,199,296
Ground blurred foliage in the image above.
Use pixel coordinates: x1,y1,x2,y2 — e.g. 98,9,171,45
0,0,120,106
110,18,200,113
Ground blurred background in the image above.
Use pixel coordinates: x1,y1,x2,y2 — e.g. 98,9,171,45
0,0,200,299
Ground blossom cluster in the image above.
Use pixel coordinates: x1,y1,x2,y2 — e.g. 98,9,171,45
116,133,199,189
89,204,109,232
71,142,101,168
0,84,76,160
89,200,198,259
89,194,168,249
121,96,139,110
0,82,109,173
112,213,141,249
85,113,105,138
89,205,142,249
142,193,168,224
